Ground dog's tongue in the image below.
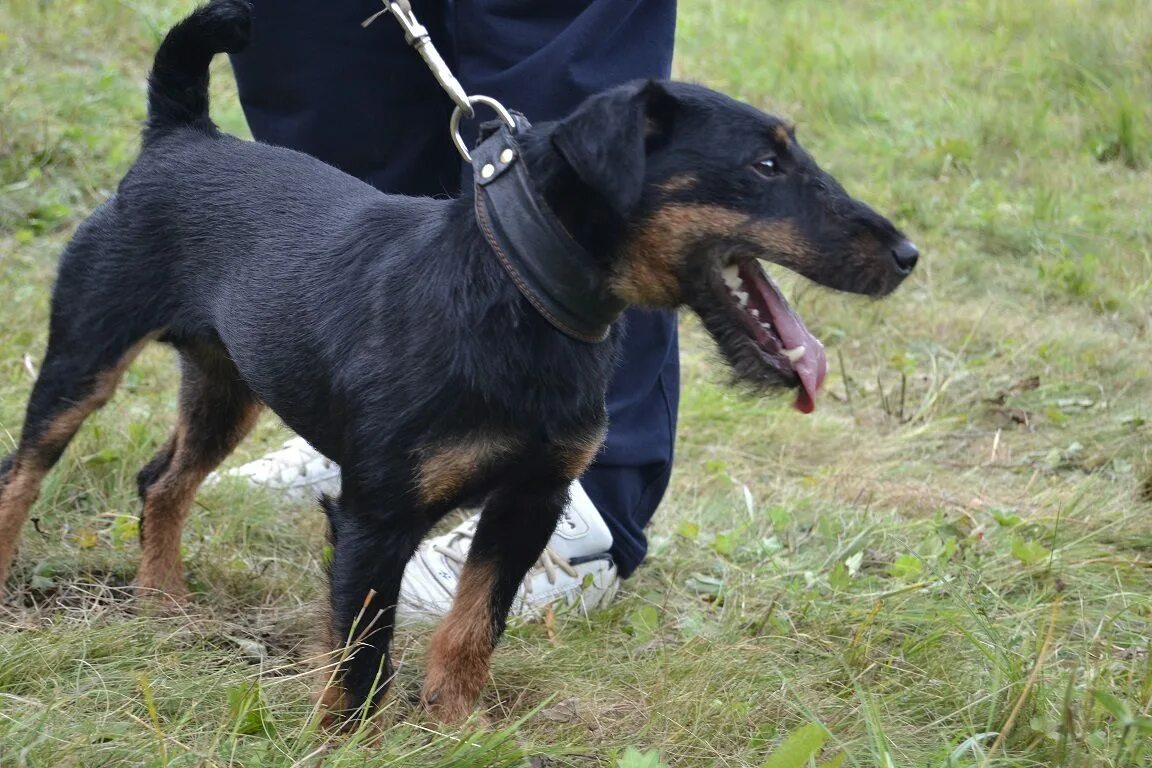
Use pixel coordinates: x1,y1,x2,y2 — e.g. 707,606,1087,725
738,262,828,413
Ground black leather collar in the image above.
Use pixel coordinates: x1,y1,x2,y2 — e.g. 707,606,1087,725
472,116,625,343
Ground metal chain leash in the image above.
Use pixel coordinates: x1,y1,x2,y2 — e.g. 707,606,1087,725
364,0,517,162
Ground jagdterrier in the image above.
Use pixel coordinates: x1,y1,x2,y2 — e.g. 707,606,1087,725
0,0,917,724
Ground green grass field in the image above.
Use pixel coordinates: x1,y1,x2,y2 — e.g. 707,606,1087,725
2,1,1151,765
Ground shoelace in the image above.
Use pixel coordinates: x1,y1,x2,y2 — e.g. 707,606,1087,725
430,519,579,595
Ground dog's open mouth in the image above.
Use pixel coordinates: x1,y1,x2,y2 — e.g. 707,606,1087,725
721,261,828,413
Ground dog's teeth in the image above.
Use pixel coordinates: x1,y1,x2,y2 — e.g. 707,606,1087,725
749,308,760,319
722,266,741,291
735,291,749,307
783,346,807,363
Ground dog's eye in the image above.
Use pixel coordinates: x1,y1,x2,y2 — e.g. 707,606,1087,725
753,156,784,178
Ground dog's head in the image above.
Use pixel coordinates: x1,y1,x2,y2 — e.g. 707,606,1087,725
542,80,917,412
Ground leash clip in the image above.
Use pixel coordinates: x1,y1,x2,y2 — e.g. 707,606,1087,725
368,0,518,162
384,1,471,117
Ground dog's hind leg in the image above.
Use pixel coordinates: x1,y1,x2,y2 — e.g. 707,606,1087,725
0,333,153,593
135,345,262,601
419,469,571,723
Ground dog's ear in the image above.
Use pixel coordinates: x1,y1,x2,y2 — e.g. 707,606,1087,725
551,80,675,216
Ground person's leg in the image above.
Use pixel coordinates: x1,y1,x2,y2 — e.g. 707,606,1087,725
450,0,677,123
580,312,679,578
229,0,460,196
452,0,679,577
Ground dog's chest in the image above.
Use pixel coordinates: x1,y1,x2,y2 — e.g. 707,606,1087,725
412,420,605,507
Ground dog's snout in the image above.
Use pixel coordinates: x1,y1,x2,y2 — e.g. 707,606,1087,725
890,239,919,275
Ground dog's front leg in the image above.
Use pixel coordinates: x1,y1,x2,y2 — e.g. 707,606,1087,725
420,473,570,724
318,492,431,726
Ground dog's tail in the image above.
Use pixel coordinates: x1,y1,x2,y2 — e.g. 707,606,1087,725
145,0,251,137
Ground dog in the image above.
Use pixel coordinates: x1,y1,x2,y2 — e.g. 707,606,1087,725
0,0,917,724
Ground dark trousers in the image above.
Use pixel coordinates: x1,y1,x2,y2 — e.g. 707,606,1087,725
230,0,678,576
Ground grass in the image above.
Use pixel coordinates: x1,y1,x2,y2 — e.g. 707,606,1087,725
1,0,1151,765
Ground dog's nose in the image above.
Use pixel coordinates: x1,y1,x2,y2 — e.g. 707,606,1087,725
890,240,919,275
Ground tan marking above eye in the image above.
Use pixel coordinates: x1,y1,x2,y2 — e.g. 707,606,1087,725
771,124,791,147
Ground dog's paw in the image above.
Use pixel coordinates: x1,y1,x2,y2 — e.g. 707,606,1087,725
132,571,191,612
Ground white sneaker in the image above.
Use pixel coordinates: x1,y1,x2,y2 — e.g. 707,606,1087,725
211,436,340,500
397,481,620,624
218,438,620,622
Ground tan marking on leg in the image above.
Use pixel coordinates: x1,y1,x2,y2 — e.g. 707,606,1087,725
1,416,92,590
32,407,96,459
415,437,517,506
308,602,354,728
315,677,384,739
0,462,48,591
555,426,607,480
0,337,153,592
28,336,154,461
420,559,498,724
311,603,393,734
316,684,351,731
314,618,355,730
136,402,262,601
136,426,195,600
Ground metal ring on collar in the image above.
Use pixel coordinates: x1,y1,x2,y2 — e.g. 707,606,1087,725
451,95,517,162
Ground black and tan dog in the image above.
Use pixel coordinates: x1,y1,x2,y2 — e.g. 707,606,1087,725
0,0,917,724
